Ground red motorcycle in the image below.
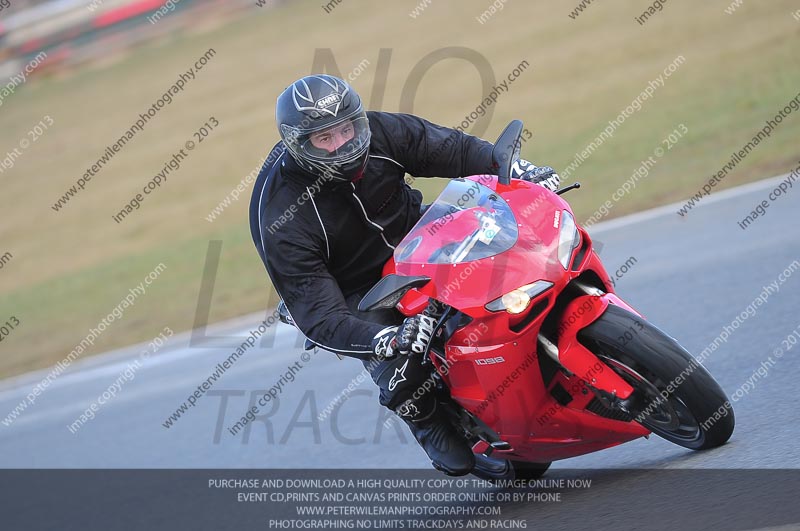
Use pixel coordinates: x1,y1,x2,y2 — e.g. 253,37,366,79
357,121,735,479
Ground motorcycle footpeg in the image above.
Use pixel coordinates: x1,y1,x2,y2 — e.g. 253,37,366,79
482,440,513,458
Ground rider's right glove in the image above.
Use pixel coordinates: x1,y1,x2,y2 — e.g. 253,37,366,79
511,159,561,192
371,314,437,359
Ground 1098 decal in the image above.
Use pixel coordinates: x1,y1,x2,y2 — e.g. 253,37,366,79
475,356,505,365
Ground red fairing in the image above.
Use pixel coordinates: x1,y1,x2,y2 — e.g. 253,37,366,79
389,175,650,462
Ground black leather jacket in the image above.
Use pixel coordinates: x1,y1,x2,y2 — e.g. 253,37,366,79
249,111,494,359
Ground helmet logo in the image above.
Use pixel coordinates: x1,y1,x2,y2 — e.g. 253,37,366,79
315,93,341,110
291,75,349,117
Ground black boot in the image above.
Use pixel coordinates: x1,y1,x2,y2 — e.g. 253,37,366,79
396,398,476,476
368,336,475,476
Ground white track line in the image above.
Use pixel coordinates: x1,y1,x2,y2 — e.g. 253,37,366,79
589,171,791,233
0,318,300,396
743,525,800,531
0,172,792,394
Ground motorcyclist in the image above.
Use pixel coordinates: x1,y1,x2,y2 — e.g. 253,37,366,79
248,74,560,476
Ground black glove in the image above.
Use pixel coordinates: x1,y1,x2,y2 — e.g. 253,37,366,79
371,299,446,359
511,159,561,192
371,314,437,359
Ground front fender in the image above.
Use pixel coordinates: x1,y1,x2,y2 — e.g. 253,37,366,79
555,294,641,399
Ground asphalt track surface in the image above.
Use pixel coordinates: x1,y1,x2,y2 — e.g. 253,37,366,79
1,175,799,530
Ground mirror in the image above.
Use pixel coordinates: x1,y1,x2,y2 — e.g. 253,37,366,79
491,120,524,186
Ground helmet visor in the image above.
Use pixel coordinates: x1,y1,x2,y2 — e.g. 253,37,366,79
282,111,370,169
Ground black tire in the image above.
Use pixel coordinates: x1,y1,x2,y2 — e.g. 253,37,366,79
470,455,551,482
510,460,551,480
578,304,734,450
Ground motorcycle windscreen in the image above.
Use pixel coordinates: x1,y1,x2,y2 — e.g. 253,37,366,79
394,179,518,265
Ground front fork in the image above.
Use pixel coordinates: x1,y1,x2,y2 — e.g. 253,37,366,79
538,280,639,406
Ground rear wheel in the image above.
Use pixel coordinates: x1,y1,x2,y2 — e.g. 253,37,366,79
578,304,734,450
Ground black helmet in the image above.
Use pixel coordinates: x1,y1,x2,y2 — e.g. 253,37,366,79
276,74,371,182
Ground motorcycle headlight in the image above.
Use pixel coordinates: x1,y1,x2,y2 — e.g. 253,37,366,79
486,280,554,314
557,210,579,269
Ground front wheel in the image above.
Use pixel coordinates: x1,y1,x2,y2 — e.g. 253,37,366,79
471,454,551,482
578,304,734,450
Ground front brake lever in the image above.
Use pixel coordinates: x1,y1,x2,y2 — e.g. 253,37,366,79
555,182,581,195
422,305,456,366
